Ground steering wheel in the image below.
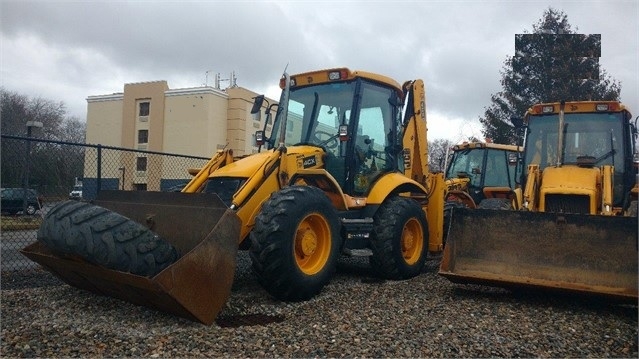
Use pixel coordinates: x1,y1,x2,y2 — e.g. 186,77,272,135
313,130,339,149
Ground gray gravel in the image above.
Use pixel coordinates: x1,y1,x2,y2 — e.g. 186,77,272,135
1,252,637,358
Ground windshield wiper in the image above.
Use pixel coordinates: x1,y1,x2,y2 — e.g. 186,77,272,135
595,130,617,165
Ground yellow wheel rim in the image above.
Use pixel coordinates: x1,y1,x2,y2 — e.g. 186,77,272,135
294,213,332,275
401,218,424,265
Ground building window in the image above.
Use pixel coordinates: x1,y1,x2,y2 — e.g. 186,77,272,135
138,129,148,144
136,157,147,171
134,183,147,191
139,102,150,117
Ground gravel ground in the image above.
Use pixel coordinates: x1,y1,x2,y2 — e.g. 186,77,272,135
1,252,637,358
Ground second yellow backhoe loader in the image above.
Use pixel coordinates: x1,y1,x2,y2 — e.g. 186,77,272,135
440,100,638,301
443,142,522,236
444,142,522,208
23,68,447,324
445,142,522,208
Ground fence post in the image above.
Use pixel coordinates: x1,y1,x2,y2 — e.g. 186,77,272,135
97,144,102,193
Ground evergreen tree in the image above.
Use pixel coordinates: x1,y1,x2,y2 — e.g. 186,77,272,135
480,8,621,144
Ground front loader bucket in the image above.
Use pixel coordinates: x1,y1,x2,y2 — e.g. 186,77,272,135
439,208,638,301
21,191,240,325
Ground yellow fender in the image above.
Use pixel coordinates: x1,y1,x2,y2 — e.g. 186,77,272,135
368,173,446,253
445,190,477,209
367,173,428,204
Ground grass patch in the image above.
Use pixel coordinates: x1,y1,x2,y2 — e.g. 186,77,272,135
1,216,43,231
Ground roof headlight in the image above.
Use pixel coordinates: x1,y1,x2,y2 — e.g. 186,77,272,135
596,104,609,111
542,105,554,113
279,77,296,89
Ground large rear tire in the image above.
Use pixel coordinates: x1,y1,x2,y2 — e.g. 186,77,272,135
37,200,179,277
249,186,341,301
370,196,428,279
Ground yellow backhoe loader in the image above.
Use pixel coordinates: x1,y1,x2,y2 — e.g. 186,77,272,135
22,68,447,324
445,142,522,206
443,142,522,230
440,100,638,301
442,142,522,241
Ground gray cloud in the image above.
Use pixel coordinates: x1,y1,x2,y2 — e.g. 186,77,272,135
1,1,637,141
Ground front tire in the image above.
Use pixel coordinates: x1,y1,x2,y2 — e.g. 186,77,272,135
477,198,512,210
249,186,341,301
370,196,428,279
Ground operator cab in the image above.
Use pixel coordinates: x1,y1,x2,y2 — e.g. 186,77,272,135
253,69,405,196
522,101,635,207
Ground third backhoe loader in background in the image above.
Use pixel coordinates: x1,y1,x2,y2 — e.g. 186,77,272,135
444,142,523,243
23,68,447,324
442,142,522,237
440,100,638,301
444,142,522,209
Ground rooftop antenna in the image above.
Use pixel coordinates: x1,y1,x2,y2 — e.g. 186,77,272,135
203,70,213,87
213,71,238,89
230,71,237,88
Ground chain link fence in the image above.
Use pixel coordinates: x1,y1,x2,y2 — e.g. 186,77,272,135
1,134,210,274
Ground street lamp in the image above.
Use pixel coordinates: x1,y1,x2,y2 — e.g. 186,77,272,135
23,121,43,215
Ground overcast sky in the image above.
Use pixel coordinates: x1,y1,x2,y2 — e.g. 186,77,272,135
1,0,637,142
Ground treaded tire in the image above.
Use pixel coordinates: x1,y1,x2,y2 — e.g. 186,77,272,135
249,186,341,301
369,196,428,279
37,200,179,277
477,198,513,210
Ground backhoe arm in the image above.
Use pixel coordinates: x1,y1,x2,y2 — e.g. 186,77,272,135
182,149,235,193
522,164,540,210
402,79,429,185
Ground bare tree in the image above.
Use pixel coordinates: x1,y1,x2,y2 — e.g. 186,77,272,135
1,89,86,195
428,138,455,173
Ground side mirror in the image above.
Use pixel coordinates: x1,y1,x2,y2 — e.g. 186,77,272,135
338,124,349,142
508,152,518,165
510,116,524,128
251,95,265,115
255,130,265,146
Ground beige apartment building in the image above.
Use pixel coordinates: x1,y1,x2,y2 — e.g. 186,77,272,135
83,80,276,196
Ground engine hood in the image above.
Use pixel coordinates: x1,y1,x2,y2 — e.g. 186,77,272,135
210,146,326,178
540,165,600,195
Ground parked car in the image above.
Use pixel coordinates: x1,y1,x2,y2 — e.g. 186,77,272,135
69,185,83,200
0,188,43,215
